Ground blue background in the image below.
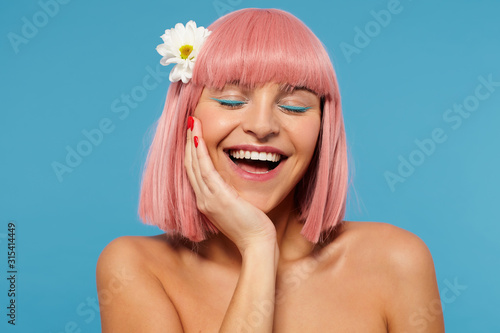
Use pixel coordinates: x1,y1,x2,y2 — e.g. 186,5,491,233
1,0,499,331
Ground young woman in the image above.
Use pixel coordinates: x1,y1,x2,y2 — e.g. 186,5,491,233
96,8,445,332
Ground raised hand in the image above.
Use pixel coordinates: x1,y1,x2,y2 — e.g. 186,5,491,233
184,116,277,253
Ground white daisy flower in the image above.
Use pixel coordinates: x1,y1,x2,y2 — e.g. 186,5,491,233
156,20,211,83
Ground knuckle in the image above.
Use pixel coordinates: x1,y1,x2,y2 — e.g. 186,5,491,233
211,185,224,198
196,200,207,213
197,199,215,215
203,200,215,214
200,169,211,183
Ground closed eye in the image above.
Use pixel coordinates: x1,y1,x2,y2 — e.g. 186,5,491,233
278,105,311,113
211,98,247,108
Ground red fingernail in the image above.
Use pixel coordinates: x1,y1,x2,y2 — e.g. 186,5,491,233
187,116,194,131
194,136,199,148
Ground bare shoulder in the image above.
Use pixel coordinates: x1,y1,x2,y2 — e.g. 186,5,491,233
97,234,180,269
332,221,444,332
96,235,184,332
340,220,434,265
335,221,437,286
96,235,178,288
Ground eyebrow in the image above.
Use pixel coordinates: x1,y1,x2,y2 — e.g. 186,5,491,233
212,82,318,96
279,83,317,95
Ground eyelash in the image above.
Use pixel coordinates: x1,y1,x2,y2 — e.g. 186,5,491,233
279,105,311,113
211,98,311,113
211,98,246,108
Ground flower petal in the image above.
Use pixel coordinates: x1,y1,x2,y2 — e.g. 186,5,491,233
160,56,183,66
169,63,185,82
160,30,172,44
156,43,173,57
174,22,186,36
170,29,184,50
185,20,197,30
184,21,198,45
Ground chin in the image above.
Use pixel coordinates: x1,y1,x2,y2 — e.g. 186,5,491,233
240,194,274,213
239,188,294,216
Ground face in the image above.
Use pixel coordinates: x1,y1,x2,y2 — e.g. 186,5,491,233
193,82,322,215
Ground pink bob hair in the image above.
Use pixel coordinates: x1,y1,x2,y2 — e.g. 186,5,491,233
138,8,349,243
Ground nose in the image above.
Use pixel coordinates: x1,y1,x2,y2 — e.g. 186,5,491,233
241,102,280,140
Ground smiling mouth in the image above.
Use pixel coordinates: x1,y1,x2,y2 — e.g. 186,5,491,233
225,149,285,174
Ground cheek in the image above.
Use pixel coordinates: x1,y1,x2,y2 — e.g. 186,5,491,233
194,108,234,155
292,118,321,161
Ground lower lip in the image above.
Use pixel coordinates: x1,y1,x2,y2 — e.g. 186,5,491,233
225,153,286,182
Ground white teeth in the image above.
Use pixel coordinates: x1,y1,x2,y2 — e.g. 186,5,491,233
228,150,282,162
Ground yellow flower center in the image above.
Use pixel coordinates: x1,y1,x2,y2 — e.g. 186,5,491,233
179,44,194,60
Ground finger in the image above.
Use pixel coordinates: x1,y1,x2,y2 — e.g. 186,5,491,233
189,117,212,196
191,118,237,198
184,116,201,195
